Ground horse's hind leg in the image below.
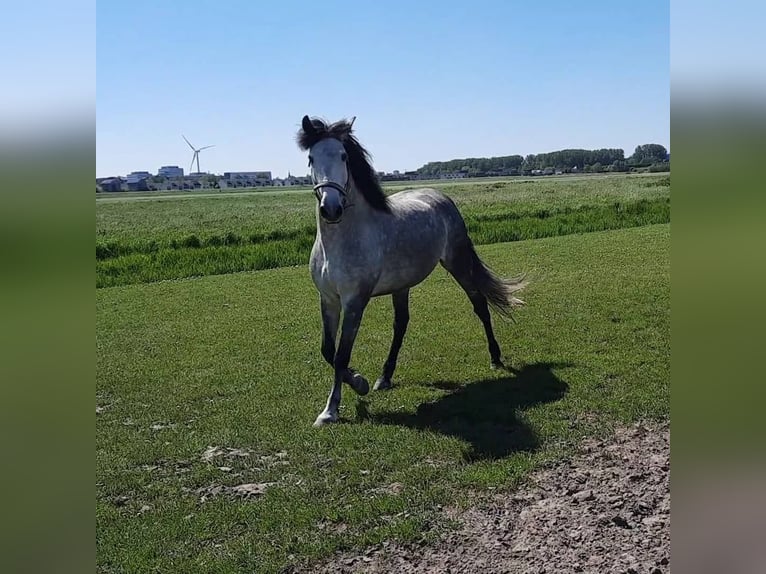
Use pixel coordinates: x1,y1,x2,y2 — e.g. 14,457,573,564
441,252,505,369
374,289,410,391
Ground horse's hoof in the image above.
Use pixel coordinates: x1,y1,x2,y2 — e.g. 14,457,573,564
373,377,393,391
313,411,338,427
347,372,369,396
491,360,505,370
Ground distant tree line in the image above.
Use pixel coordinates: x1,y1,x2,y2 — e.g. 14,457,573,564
630,144,669,166
417,155,524,177
416,144,668,177
521,148,625,171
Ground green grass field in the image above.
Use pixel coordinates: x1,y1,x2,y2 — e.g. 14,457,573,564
97,223,669,573
96,174,669,287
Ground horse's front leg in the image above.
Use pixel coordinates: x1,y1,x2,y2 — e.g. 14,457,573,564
320,295,340,367
314,295,370,427
320,295,369,397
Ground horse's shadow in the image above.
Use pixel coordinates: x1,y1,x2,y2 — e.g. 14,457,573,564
356,362,571,461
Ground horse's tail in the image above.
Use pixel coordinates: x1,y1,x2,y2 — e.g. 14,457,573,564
467,244,527,318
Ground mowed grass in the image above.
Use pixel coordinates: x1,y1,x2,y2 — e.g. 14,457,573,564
96,174,670,287
97,224,669,573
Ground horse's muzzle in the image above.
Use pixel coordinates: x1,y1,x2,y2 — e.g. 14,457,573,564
314,178,349,224
319,201,343,223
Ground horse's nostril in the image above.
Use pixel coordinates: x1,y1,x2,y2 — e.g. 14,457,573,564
320,203,342,221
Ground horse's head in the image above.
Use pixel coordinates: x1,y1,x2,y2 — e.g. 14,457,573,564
299,115,355,224
297,115,390,222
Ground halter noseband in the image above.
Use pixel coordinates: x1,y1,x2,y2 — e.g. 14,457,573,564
312,164,352,207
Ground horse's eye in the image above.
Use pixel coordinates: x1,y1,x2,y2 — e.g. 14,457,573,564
340,152,347,162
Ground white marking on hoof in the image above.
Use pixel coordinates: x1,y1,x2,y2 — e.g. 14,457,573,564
313,411,338,427
373,377,393,391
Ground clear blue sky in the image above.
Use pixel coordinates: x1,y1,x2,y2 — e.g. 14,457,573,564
97,0,668,178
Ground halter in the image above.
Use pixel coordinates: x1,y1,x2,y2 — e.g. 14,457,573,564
312,164,353,208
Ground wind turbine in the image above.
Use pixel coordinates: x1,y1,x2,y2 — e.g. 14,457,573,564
182,135,215,174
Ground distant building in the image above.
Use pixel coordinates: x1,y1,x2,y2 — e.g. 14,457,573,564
96,177,123,192
125,171,151,191
285,173,311,186
158,165,184,178
438,171,468,180
223,171,272,187
127,171,152,179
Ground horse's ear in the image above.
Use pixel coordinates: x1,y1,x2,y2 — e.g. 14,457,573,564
302,115,315,135
349,116,356,129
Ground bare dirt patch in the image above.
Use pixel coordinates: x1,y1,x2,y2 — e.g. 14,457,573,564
184,447,291,502
291,421,669,574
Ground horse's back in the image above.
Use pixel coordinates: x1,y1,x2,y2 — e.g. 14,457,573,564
368,188,466,296
385,187,460,243
389,187,468,237
388,187,455,209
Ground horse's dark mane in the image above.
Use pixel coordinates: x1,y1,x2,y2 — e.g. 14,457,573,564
296,116,390,213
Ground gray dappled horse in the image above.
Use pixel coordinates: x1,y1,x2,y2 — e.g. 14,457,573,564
298,115,526,427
